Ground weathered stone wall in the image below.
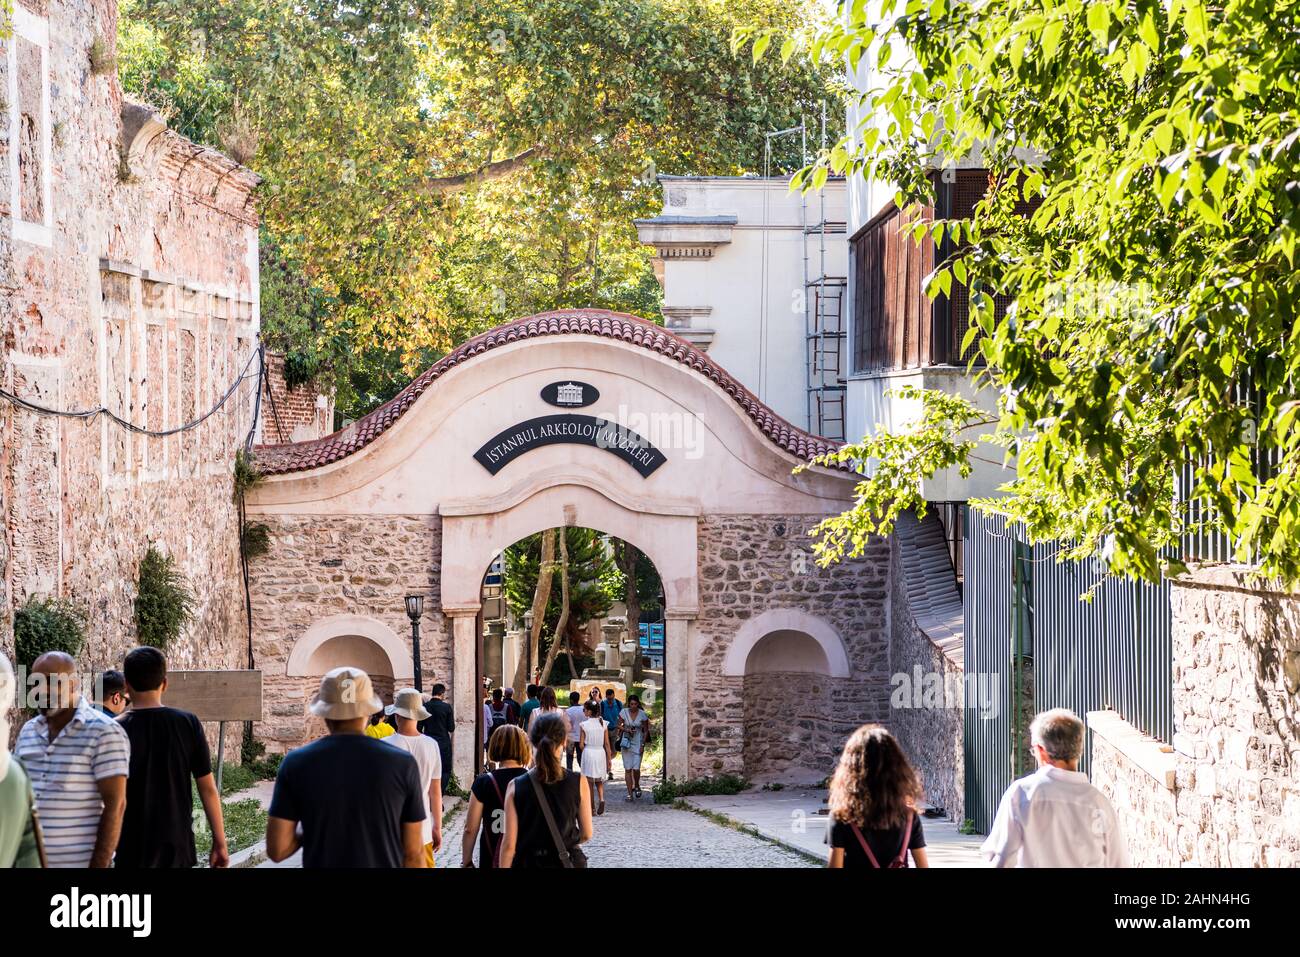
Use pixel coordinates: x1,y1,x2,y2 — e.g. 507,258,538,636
1,2,258,761
1167,566,1300,867
1089,566,1300,867
1088,713,1180,867
887,537,964,819
247,514,450,752
741,670,834,780
692,514,890,779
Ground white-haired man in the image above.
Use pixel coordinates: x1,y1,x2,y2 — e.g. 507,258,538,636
981,708,1129,867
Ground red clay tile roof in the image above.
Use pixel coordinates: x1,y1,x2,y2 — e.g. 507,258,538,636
254,309,847,476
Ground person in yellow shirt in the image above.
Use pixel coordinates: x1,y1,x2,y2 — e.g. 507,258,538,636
365,712,395,739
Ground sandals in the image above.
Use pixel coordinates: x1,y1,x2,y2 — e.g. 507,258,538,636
598,800,606,816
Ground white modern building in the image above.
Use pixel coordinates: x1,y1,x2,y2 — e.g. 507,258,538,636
635,174,848,440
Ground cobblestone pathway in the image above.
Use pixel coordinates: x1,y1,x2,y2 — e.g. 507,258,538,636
257,767,816,869
442,773,815,869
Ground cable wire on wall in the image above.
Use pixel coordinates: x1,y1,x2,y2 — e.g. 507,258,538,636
0,346,264,439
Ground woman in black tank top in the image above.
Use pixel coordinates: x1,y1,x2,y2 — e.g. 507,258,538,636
500,712,593,868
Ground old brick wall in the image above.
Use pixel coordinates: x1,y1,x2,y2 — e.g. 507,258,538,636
247,514,450,752
261,352,334,443
887,536,964,819
692,514,890,779
2,2,258,760
1167,567,1300,867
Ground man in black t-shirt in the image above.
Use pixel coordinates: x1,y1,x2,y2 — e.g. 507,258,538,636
267,666,426,868
418,683,455,793
115,647,228,868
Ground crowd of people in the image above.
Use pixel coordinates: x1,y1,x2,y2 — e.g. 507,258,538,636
0,640,1126,870
0,646,227,869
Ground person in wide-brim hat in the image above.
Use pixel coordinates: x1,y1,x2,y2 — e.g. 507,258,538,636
385,687,432,722
309,666,384,721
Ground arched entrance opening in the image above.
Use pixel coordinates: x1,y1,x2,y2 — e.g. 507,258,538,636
722,610,851,785
282,613,413,747
474,526,667,793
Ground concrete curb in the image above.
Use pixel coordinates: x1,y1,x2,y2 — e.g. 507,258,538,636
677,797,828,866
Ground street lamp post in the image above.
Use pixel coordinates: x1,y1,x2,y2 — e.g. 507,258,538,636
404,594,424,692
523,610,534,685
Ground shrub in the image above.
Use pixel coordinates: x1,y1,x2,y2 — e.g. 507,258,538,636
134,545,194,648
13,597,87,670
651,773,750,803
241,521,270,561
232,448,262,502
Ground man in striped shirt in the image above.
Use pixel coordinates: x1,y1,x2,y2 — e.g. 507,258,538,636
15,652,129,868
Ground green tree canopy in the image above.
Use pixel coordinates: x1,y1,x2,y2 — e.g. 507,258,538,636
119,0,838,417
748,0,1300,584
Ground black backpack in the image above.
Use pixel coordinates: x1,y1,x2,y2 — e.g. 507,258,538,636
489,703,511,735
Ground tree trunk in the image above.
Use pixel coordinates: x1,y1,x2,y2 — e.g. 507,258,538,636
538,529,572,686
617,540,642,677
511,528,556,692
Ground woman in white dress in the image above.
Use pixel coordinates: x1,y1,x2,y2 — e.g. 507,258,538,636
578,701,612,816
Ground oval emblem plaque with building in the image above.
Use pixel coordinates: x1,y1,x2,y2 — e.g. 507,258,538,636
541,380,599,408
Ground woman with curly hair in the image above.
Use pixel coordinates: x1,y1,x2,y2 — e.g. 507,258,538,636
826,725,929,869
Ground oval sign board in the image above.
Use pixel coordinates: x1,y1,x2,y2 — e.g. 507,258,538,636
541,380,599,409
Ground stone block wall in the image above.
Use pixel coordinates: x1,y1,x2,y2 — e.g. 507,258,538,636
887,536,964,819
742,670,834,780
247,513,450,752
692,514,890,779
1167,566,1300,867
1088,714,1180,867
1089,566,1300,867
2,1,258,764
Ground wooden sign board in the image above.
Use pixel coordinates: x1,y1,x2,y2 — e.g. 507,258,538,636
163,670,263,723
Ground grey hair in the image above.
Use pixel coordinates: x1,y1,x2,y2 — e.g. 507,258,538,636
1030,708,1085,764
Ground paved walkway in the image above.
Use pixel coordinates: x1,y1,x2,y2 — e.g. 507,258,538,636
256,771,815,869
444,774,815,869
682,787,987,867
245,766,986,868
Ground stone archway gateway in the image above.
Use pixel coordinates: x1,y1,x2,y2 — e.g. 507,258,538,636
246,310,892,785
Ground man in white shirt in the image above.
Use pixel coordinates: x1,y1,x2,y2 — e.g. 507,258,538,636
16,652,130,867
981,708,1128,868
383,688,443,867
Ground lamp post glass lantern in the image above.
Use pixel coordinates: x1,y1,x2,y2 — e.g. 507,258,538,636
405,595,424,691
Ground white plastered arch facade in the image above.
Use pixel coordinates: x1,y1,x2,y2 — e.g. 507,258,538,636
248,314,874,782
721,608,852,679
287,613,414,680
